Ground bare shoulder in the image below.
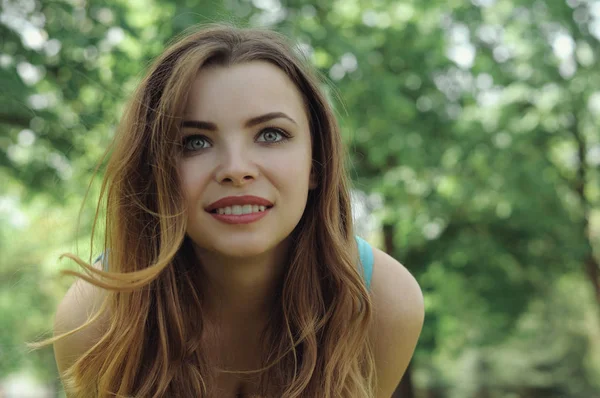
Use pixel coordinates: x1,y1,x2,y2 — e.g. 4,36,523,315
53,261,109,377
369,246,425,398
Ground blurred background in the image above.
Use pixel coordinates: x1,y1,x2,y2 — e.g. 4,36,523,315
1,0,600,397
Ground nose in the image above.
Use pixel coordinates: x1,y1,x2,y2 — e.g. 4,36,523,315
214,143,259,186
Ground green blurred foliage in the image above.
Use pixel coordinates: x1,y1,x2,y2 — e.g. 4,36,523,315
1,0,599,396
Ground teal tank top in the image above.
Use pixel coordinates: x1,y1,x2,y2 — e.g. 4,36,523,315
95,236,374,290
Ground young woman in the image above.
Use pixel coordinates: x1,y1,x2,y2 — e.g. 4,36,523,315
50,24,424,397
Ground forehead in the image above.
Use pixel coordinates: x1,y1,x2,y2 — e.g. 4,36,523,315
184,61,308,123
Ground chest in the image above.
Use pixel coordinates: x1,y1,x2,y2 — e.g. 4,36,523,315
211,371,261,398
202,326,266,397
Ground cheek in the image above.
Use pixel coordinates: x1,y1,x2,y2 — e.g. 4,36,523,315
272,150,312,183
180,161,209,199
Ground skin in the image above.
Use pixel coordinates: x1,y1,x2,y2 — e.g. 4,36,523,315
178,61,317,330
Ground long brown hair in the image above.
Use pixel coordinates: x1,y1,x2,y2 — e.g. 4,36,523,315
38,24,375,397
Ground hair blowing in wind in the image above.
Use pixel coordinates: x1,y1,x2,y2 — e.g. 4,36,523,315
33,24,376,397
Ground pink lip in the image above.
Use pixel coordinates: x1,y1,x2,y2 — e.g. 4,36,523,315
205,195,274,212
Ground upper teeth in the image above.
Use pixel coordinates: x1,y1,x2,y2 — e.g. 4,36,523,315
215,205,267,215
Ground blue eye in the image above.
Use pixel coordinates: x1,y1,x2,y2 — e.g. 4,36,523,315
257,128,288,143
182,135,211,152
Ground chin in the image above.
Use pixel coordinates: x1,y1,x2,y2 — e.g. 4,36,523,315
215,239,261,255
205,234,286,259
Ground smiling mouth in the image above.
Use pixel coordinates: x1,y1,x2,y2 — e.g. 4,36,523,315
208,205,274,214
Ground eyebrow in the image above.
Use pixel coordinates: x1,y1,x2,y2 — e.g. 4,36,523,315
181,112,297,131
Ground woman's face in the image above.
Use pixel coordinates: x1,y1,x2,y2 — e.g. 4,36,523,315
179,60,316,259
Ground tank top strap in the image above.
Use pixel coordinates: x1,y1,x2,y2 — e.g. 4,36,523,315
355,235,374,290
93,252,108,271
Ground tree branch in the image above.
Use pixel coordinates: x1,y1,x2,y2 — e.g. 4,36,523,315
0,113,30,128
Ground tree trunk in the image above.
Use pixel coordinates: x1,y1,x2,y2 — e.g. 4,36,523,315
585,253,600,305
571,121,600,307
383,223,416,398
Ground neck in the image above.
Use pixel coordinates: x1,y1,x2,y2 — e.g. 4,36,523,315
192,239,290,328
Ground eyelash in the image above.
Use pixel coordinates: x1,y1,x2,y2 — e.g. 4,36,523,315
181,127,291,153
